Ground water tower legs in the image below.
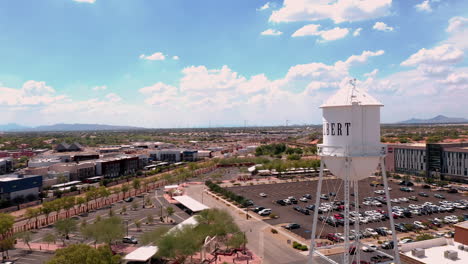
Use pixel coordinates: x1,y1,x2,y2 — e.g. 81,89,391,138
381,157,401,264
309,160,324,264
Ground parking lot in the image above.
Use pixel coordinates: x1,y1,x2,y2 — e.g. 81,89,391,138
227,178,468,241
10,189,190,264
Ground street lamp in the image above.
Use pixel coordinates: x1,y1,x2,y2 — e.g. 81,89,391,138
125,220,129,236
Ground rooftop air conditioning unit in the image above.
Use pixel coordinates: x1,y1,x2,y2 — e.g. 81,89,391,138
444,250,458,260
412,248,425,258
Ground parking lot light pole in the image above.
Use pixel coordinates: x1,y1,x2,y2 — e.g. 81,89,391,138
125,220,129,236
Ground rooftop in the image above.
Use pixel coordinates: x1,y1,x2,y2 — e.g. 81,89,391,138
0,174,40,182
123,246,158,261
402,241,468,264
173,195,209,212
321,82,382,108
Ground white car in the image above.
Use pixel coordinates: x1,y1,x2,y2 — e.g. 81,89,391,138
363,201,372,206
259,193,267,197
362,244,378,252
299,197,308,202
399,197,409,203
374,190,385,195
408,204,420,210
380,227,392,235
371,201,382,206
359,217,369,224
365,228,378,236
391,198,400,204
258,209,272,216
413,221,426,229
400,238,413,244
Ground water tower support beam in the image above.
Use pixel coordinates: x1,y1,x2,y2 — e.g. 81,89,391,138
308,160,325,264
343,157,351,264
353,181,361,264
381,157,401,264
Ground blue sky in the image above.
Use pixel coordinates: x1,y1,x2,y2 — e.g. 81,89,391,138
0,0,467,127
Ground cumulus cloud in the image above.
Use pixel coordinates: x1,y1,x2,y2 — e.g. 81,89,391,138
445,16,468,50
344,50,385,66
292,24,349,42
92,85,107,91
373,22,394,32
415,1,432,12
139,52,166,61
0,80,66,106
401,44,464,67
353,28,362,37
270,0,392,24
172,56,179,60
257,2,270,11
261,29,283,36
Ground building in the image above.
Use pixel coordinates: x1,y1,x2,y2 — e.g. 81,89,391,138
0,157,14,175
399,237,468,264
0,174,42,201
55,142,83,152
152,149,198,163
95,155,139,178
386,142,468,181
454,221,468,245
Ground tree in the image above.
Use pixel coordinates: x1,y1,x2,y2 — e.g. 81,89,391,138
55,218,77,245
62,196,76,218
121,184,130,198
156,225,202,263
41,202,54,225
131,200,138,211
47,244,120,264
146,214,154,225
135,220,142,232
166,207,175,221
98,186,111,205
132,178,141,193
141,226,170,245
43,233,56,249
17,231,33,251
121,205,127,215
76,197,86,213
81,216,124,247
0,213,15,259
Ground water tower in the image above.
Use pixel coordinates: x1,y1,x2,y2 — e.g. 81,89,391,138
308,80,401,264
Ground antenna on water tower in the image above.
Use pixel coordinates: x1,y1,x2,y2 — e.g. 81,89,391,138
308,81,401,264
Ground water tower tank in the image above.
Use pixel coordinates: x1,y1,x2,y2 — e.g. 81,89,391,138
319,82,386,181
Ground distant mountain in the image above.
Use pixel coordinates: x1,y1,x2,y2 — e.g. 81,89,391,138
0,123,147,132
0,123,31,131
399,115,468,124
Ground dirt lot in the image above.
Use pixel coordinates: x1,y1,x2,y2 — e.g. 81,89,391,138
227,177,468,240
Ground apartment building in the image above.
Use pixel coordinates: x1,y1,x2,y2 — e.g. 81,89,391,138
0,174,42,201
386,142,468,181
0,157,14,175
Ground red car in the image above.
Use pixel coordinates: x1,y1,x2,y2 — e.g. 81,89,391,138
334,213,344,220
326,233,340,242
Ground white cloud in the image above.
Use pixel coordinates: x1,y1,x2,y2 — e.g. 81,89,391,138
105,93,122,103
172,55,179,60
261,29,283,36
0,80,66,106
92,85,107,91
139,52,166,61
446,16,468,33
439,72,468,85
373,22,394,32
445,17,468,50
401,44,464,67
73,0,96,3
257,2,270,11
270,0,392,24
344,50,385,66
353,28,362,37
364,69,379,78
292,24,349,42
415,1,432,12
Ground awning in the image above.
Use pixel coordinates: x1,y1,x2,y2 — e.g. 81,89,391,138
124,246,158,261
172,195,209,212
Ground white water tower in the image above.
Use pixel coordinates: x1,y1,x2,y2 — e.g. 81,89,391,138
308,80,401,264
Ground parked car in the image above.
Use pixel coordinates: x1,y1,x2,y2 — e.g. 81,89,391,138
303,194,312,199
434,194,445,199
320,194,329,200
276,199,286,206
259,193,267,197
306,205,315,211
419,192,429,197
123,236,138,244
381,241,394,250
124,197,134,202
253,206,265,213
283,223,301,230
258,209,272,216
299,197,308,202
362,244,377,252
399,238,413,244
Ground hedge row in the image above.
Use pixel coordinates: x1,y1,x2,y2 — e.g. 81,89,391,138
205,180,249,207
292,241,308,251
